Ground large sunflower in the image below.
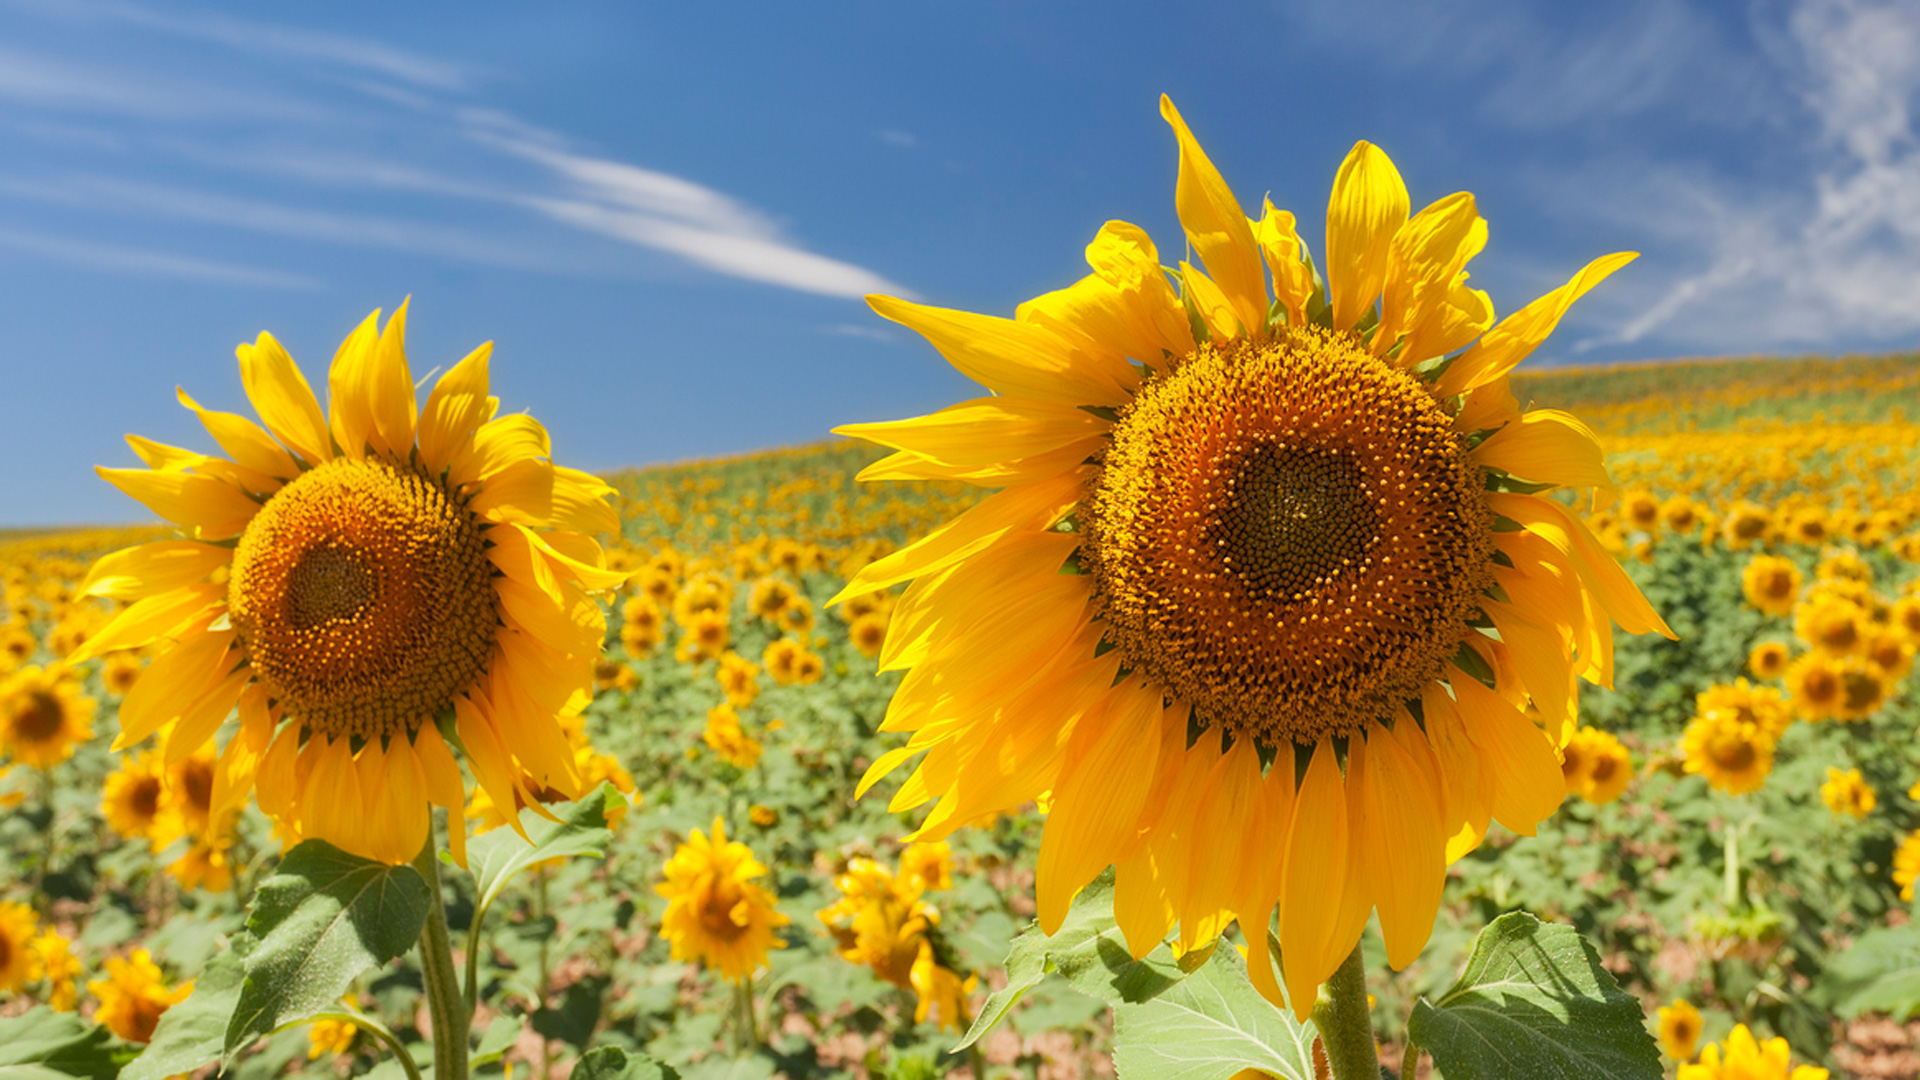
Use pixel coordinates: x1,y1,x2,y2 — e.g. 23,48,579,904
72,302,623,866
834,97,1673,1016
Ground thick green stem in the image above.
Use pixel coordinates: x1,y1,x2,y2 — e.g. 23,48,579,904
1310,942,1378,1080
413,831,469,1080
536,868,550,1080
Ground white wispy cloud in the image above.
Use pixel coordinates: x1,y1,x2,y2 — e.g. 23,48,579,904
0,42,333,122
0,224,320,288
5,0,473,90
820,322,896,342
1588,0,1920,350
469,114,915,299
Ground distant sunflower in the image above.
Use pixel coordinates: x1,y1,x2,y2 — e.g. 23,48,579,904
1897,829,1920,902
1722,503,1770,551
834,96,1671,1013
1681,712,1774,795
73,302,622,866
1657,998,1702,1062
1747,641,1791,680
655,818,789,983
100,751,177,847
1696,680,1793,739
1679,1024,1829,1080
1742,556,1802,617
1560,727,1632,806
1819,767,1875,819
1785,653,1844,720
0,665,95,768
0,902,42,992
1795,595,1864,656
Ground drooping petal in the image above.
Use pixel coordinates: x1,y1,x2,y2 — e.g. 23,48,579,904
1375,192,1486,363
1035,678,1162,934
1160,95,1267,336
96,467,260,538
1364,719,1446,970
1279,739,1349,1017
836,399,1105,472
70,582,224,662
1471,409,1616,499
1253,200,1317,327
114,629,236,749
1438,252,1637,398
1325,141,1409,332
1450,672,1566,835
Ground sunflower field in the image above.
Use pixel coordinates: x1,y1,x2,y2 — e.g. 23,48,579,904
12,102,1920,1080
0,350,1917,1080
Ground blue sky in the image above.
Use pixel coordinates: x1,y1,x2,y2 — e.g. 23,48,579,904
3,0,1918,524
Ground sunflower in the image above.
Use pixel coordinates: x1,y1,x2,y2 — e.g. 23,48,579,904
0,666,95,767
0,902,43,993
1696,680,1793,740
1722,503,1771,551
702,703,763,769
848,613,890,660
102,653,144,696
1863,628,1914,680
1660,496,1701,536
1830,657,1889,721
72,302,622,867
1784,653,1843,720
900,840,954,892
35,931,79,1012
1622,490,1661,532
1747,641,1791,680
717,652,761,708
308,1017,358,1059
1681,712,1774,795
1657,998,1702,1062
833,96,1671,1013
1794,595,1864,656
818,858,932,987
1560,727,1632,806
655,818,789,983
1785,508,1831,547
101,750,178,847
1891,596,1920,642
909,939,976,1033
167,836,235,892
90,949,190,1043
1897,829,1920,901
1678,1025,1829,1080
1742,556,1802,617
1819,767,1875,819
748,577,798,620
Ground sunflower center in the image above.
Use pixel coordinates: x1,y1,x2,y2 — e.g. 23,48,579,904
1842,669,1883,711
1085,328,1492,744
14,692,66,743
129,777,162,819
698,882,750,941
1713,738,1757,772
229,456,497,741
1589,755,1619,783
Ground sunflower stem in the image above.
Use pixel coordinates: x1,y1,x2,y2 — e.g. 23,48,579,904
413,830,470,1080
1723,815,1742,909
1311,941,1378,1080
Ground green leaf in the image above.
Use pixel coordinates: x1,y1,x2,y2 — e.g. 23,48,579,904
570,1046,681,1080
1407,912,1661,1080
953,868,1184,1051
121,937,252,1080
224,840,432,1064
472,1014,524,1068
467,783,625,930
1109,943,1317,1080
0,1008,135,1080
1823,925,1920,1020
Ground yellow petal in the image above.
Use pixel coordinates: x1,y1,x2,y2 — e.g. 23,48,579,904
1451,671,1566,834
1113,844,1174,963
1253,200,1317,327
325,309,384,458
868,294,1131,407
237,331,331,466
1485,600,1574,733
550,467,620,536
369,298,419,456
79,542,229,601
1471,409,1616,498
1376,192,1485,362
417,342,493,474
163,668,249,767
1420,684,1488,862
1363,720,1446,970
71,582,224,664
1159,95,1267,335
852,439,1105,487
303,737,366,858
1325,141,1409,332
469,458,554,526
837,398,1104,472
1439,252,1637,397
1179,262,1242,343
176,387,300,481
1035,679,1162,934
834,468,1085,603
1279,739,1348,1019
96,467,260,538
1082,222,1194,365
451,414,552,489
455,694,533,843
1488,492,1674,638
116,629,235,750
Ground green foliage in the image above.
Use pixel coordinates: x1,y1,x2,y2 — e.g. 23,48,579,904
1820,924,1920,1021
1408,914,1660,1080
225,840,431,1063
571,1046,681,1080
121,940,251,1080
0,1009,135,1080
468,784,625,929
1110,945,1317,1080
